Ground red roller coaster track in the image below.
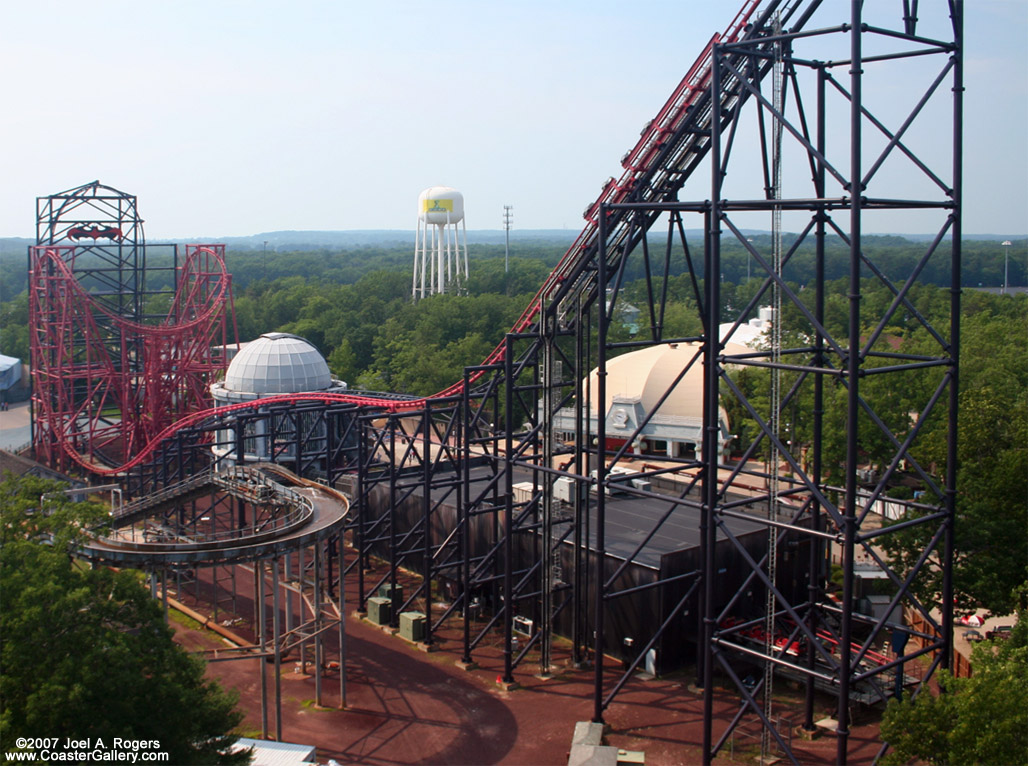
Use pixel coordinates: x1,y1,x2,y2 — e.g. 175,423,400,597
30,244,235,472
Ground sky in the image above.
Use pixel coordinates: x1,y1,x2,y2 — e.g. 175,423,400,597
1,0,1025,239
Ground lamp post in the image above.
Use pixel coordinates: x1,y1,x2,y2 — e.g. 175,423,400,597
1002,240,1012,294
503,205,513,274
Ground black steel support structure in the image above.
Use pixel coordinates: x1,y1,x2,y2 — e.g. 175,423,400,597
695,3,961,762
115,3,959,763
443,2,960,761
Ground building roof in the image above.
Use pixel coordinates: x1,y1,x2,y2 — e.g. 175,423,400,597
0,450,82,485
231,738,317,766
719,306,774,349
223,333,333,395
586,342,743,421
0,354,21,392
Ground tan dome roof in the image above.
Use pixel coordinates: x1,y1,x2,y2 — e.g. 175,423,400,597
586,342,747,419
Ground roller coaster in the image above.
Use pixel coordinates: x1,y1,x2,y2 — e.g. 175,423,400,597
28,1,962,762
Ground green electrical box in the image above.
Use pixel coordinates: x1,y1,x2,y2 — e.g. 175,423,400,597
378,583,404,604
399,611,426,643
368,596,392,626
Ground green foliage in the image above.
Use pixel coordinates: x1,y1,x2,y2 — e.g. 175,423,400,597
0,474,250,765
363,293,525,396
225,259,538,397
0,292,29,361
327,339,358,384
877,296,1028,615
720,275,1027,615
879,579,1028,766
465,256,558,296
880,385,1028,615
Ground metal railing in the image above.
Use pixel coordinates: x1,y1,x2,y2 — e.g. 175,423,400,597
99,465,315,551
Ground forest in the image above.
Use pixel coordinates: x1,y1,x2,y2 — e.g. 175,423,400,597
0,235,1025,616
1,234,1025,376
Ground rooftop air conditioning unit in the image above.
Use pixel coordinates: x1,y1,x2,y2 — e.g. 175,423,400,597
368,597,391,626
513,615,534,637
399,611,426,642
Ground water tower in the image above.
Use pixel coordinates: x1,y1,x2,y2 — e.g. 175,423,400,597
413,186,468,299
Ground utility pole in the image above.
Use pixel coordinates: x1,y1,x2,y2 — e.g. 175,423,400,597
1002,240,1012,293
503,205,513,273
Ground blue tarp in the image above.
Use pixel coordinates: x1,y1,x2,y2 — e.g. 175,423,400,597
0,354,21,392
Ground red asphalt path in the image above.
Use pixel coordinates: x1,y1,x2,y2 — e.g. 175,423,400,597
171,566,886,765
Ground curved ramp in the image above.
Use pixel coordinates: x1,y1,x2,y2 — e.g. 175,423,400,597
80,465,349,568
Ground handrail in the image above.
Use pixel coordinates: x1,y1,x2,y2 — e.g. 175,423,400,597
96,465,316,552
109,470,214,526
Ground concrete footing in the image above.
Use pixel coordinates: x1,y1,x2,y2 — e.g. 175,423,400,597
567,721,645,766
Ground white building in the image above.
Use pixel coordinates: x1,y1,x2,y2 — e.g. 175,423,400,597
719,305,774,349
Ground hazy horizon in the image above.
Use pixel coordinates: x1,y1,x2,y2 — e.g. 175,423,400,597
2,1,1025,239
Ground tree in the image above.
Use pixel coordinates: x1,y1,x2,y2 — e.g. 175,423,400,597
880,304,1028,616
879,579,1028,766
0,474,250,765
718,280,1027,616
0,292,30,361
327,338,358,384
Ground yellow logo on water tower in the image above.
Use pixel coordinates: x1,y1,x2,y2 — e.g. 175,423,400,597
421,198,454,214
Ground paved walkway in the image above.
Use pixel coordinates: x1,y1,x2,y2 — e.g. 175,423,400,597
0,400,31,451
172,565,886,765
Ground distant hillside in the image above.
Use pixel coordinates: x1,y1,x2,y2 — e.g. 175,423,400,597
7,230,1024,256
4,229,1023,267
0,238,32,258
185,229,581,250
0,231,579,264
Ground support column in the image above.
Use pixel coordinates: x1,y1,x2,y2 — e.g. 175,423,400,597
460,370,474,666
942,0,964,680
701,42,726,765
161,569,169,621
257,562,268,740
423,405,434,647
572,296,588,669
273,558,283,741
540,297,555,677
502,334,516,686
356,421,367,613
592,206,609,724
285,552,294,646
388,417,399,628
805,62,829,734
339,536,347,709
315,545,324,708
837,4,864,761
299,547,308,674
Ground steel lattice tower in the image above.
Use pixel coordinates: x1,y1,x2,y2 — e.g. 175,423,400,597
29,181,237,472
